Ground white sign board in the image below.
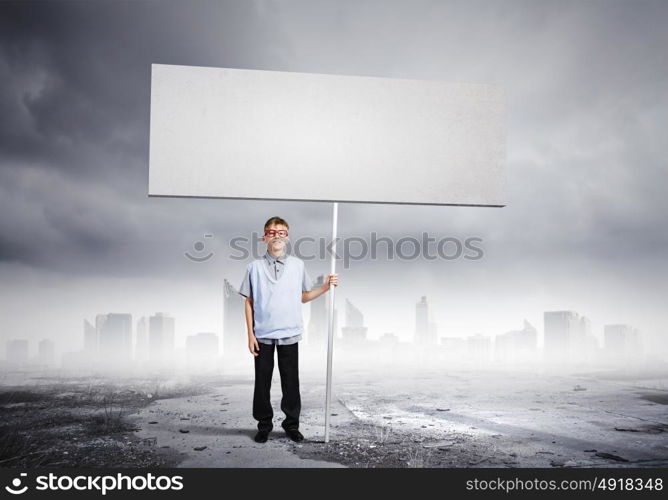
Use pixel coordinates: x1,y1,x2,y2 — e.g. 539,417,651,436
148,64,505,206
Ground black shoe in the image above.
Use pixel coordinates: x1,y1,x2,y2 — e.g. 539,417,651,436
284,428,304,442
254,430,269,443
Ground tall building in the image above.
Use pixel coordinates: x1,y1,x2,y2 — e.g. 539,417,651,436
223,279,246,357
577,316,599,362
37,339,55,367
568,314,591,363
306,274,338,346
148,312,175,364
307,275,327,342
544,311,581,363
341,299,368,343
415,296,437,344
96,313,133,367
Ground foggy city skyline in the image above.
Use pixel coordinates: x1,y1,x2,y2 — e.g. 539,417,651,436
2,0,668,364
1,276,652,372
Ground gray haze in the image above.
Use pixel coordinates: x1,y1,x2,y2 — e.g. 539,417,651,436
1,0,667,361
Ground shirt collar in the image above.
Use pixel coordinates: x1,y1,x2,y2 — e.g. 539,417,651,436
264,249,287,264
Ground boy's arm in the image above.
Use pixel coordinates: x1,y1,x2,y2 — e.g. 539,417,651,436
302,273,338,303
239,264,258,356
245,297,259,356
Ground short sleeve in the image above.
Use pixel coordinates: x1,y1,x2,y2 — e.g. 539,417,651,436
302,267,314,292
239,264,252,298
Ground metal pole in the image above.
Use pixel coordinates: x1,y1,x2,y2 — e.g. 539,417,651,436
324,202,338,443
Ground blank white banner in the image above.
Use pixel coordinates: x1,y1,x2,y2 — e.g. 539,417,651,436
148,64,505,207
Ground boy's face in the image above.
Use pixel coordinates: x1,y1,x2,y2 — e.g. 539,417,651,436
263,223,289,254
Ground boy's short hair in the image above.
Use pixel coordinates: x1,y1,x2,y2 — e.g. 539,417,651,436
264,216,289,230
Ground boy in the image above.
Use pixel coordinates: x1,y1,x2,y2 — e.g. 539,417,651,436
238,216,338,443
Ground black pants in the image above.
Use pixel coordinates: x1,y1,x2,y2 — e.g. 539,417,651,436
253,341,301,432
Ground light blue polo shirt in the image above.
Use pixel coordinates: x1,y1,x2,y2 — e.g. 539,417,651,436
238,252,313,343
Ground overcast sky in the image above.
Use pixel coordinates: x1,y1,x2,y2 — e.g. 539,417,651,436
1,0,667,358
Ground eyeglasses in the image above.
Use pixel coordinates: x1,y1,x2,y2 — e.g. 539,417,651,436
264,229,288,237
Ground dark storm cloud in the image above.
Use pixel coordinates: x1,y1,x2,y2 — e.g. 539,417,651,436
0,0,295,273
0,2,146,178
